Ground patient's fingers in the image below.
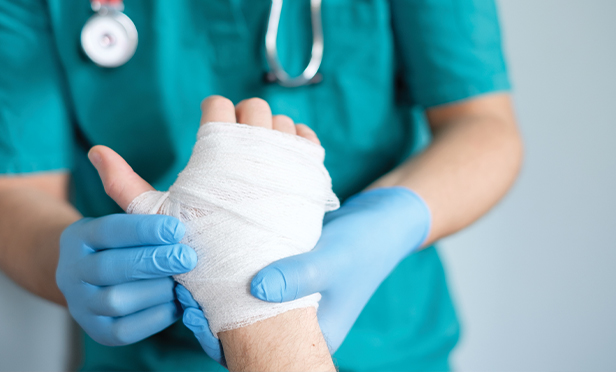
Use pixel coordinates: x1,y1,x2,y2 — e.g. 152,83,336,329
89,145,155,211
272,115,296,135
235,98,272,129
295,124,320,145
200,96,237,125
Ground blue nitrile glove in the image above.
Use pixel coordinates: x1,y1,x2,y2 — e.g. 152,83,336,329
56,214,197,346
173,187,430,361
175,284,226,366
250,186,432,352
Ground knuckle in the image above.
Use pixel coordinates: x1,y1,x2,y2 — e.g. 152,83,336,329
109,321,132,346
102,175,125,200
100,287,125,316
59,218,89,247
302,261,320,282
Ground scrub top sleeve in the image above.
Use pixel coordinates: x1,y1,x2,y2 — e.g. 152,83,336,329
390,0,511,108
0,0,74,174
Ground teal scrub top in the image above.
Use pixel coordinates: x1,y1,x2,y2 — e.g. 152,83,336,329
0,0,510,370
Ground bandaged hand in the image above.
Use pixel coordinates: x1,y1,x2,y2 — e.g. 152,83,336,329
89,96,339,362
251,187,432,354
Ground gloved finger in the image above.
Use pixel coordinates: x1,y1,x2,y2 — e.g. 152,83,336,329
175,283,200,310
79,244,197,286
105,301,181,346
89,277,176,317
89,145,156,211
183,308,224,365
250,251,330,303
81,214,185,249
176,286,225,365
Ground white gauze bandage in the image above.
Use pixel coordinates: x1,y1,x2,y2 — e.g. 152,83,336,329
127,122,339,336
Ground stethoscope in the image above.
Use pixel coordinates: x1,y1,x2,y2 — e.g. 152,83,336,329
81,0,324,87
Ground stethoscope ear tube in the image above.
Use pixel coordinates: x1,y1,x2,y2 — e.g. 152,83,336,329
264,0,324,87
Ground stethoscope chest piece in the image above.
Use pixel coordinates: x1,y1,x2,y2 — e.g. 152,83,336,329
81,5,138,68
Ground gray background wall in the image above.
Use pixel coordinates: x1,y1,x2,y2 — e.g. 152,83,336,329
440,0,616,370
1,0,614,370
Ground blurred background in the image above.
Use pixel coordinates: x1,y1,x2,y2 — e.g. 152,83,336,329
1,0,615,370
440,0,616,370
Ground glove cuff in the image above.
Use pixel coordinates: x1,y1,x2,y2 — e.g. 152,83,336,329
346,186,432,253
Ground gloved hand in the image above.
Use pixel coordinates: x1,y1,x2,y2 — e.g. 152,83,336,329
173,186,430,359
175,284,226,366
56,214,197,346
250,186,431,352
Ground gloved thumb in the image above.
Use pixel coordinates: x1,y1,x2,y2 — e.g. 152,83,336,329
176,284,225,365
250,252,329,303
183,309,225,365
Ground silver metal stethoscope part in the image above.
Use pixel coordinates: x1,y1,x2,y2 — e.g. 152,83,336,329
264,0,324,87
80,0,323,87
81,2,138,68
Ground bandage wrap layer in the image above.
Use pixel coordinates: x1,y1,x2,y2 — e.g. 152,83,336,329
127,122,340,336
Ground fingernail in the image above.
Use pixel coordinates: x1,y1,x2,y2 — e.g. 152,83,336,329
172,220,186,241
88,149,101,167
162,217,185,243
251,269,283,302
184,309,204,328
178,245,198,270
250,281,267,301
184,309,197,324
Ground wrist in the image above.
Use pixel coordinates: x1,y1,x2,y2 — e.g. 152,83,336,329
387,186,432,249
350,186,432,252
219,307,334,372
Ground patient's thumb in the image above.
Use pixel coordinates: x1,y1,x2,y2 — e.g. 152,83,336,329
89,145,155,211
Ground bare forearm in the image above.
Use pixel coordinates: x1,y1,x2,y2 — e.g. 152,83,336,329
0,187,80,305
219,308,335,372
371,94,523,244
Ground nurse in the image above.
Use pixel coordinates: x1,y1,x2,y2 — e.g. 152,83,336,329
0,0,522,371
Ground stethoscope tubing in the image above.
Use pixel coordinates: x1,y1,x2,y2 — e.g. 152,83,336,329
264,0,324,87
82,0,324,87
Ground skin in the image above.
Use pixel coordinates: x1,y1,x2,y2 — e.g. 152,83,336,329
370,93,523,245
0,93,522,368
88,96,335,372
0,174,76,305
